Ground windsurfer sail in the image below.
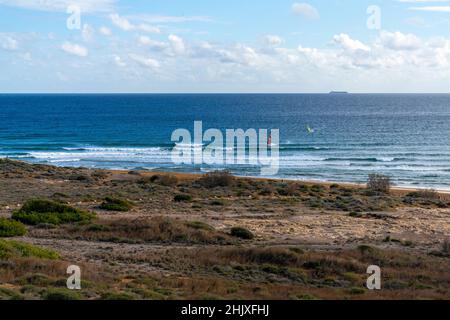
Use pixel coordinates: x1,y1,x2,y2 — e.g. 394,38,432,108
306,125,315,134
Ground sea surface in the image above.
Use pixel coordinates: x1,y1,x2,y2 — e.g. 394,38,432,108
1,94,450,189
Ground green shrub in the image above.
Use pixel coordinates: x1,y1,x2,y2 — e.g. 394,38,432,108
86,224,111,232
17,274,52,286
0,287,23,300
277,183,299,196
405,189,440,200
348,212,362,218
43,288,81,300
100,197,133,212
210,200,225,206
230,227,254,240
12,199,95,225
348,287,366,295
174,194,192,202
0,218,26,237
101,292,138,300
0,239,59,260
185,221,214,231
310,184,325,193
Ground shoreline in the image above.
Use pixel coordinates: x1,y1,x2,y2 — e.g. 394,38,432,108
3,158,450,196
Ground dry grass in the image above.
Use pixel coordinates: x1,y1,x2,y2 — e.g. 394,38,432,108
47,217,234,245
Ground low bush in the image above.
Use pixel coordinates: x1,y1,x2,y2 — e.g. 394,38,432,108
0,287,23,300
86,224,111,232
230,227,254,240
148,174,179,187
258,184,276,196
277,183,299,196
403,190,449,208
174,194,192,202
210,200,225,206
101,292,138,300
43,288,81,300
0,239,60,260
406,189,440,200
185,221,214,231
100,197,133,212
310,184,326,193
221,247,300,266
0,218,26,237
348,212,362,218
198,171,234,188
12,199,96,225
348,287,366,295
60,217,231,245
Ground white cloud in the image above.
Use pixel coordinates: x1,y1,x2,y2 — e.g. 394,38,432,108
292,3,320,19
110,14,160,33
0,0,115,13
99,26,112,36
168,34,186,55
265,35,283,46
61,42,88,57
110,14,134,31
379,31,422,50
409,6,450,12
114,55,126,67
333,34,371,52
138,36,168,50
129,54,160,69
0,34,18,51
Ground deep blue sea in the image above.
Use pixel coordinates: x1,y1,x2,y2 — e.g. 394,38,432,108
1,94,450,189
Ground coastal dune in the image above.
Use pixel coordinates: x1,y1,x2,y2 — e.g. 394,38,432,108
0,159,449,300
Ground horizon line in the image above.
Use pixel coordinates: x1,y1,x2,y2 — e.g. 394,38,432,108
2,92,450,95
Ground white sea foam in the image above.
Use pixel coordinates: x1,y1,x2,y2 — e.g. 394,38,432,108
28,146,173,164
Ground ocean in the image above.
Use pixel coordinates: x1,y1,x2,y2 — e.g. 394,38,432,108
1,93,449,189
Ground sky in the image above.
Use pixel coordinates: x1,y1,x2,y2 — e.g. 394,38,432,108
1,0,450,93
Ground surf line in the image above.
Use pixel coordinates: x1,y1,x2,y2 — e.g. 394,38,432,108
171,121,280,176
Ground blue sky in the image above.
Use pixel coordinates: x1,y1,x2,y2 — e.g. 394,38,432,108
1,0,450,93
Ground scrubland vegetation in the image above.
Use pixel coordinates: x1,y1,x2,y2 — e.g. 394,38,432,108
0,159,449,300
